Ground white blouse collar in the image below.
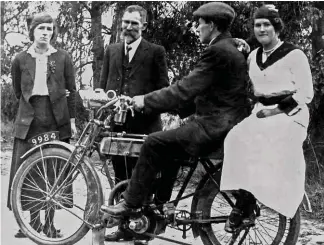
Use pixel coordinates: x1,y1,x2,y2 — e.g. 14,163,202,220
27,44,57,58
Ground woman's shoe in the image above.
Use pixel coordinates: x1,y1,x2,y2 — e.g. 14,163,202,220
43,224,62,238
14,229,26,238
31,222,43,233
14,222,43,238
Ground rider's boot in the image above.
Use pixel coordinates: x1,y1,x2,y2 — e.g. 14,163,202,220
241,193,257,226
101,200,140,217
224,207,244,233
104,225,134,242
225,189,256,233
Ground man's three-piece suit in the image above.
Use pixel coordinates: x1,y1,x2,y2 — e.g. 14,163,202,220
98,38,174,203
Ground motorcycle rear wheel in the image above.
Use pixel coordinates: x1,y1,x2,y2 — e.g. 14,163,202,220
198,178,300,245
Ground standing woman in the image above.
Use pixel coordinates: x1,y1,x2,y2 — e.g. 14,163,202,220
221,5,314,232
7,13,77,238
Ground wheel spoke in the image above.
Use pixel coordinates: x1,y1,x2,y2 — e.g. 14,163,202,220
250,227,270,245
24,172,48,194
200,185,296,245
20,194,45,202
22,197,46,211
40,148,50,192
256,218,279,234
50,198,93,227
12,149,104,244
33,162,47,183
22,181,46,194
56,170,81,194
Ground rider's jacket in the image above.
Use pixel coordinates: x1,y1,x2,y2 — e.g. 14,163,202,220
143,32,251,156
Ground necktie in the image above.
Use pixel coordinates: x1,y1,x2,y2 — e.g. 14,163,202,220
126,45,132,63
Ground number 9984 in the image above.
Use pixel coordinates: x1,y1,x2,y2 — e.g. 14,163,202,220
29,131,59,146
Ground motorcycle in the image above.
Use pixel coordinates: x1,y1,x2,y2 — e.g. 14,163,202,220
10,89,301,245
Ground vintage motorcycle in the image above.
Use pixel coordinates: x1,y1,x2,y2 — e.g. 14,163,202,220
10,89,301,245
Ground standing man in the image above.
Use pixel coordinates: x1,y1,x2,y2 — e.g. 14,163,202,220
97,5,170,242
101,1,251,222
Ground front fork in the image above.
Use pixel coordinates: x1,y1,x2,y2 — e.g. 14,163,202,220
49,120,102,197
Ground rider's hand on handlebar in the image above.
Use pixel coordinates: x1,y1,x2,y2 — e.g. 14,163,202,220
132,95,145,112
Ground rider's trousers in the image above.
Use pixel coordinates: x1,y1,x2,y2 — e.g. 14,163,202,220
123,128,190,207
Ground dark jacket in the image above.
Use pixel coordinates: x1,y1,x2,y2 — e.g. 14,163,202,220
11,48,76,140
144,32,250,155
98,38,169,134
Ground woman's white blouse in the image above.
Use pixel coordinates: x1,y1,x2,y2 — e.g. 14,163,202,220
27,45,57,96
248,48,314,118
221,46,314,218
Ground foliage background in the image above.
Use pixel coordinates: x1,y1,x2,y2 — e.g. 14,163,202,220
1,1,324,218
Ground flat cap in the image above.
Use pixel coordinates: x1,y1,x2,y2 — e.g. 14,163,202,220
193,2,235,21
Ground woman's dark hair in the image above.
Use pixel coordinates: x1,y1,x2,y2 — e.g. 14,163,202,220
28,13,58,42
253,5,284,33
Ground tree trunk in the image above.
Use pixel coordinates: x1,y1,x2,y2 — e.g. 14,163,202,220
311,9,324,58
109,4,123,44
310,6,324,150
90,2,104,88
1,2,5,47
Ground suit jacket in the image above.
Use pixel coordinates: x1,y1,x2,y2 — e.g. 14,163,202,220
11,48,76,140
144,32,251,156
98,38,169,134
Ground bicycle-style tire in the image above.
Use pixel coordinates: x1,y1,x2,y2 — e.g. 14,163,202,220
11,147,102,245
197,177,300,245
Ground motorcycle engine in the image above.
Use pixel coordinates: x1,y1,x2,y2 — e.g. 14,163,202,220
126,208,167,239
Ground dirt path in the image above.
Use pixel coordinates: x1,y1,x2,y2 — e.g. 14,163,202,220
1,149,323,245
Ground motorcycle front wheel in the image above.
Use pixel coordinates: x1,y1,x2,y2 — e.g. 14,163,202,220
11,147,103,245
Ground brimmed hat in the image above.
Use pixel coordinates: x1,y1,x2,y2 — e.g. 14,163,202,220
193,2,235,22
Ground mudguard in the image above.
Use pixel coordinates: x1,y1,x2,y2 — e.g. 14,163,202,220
191,170,222,238
20,140,104,227
20,140,75,160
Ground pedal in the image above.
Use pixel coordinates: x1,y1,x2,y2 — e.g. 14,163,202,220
230,222,254,234
225,219,254,234
106,216,121,228
242,219,255,227
92,223,105,229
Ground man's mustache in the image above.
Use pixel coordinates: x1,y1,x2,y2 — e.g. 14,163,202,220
121,29,137,37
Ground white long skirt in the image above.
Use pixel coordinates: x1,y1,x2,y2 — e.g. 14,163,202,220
220,104,309,218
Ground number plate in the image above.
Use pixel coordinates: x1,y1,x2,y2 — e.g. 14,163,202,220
28,131,60,146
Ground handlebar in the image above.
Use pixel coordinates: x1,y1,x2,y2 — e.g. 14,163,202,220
79,89,135,125
96,91,134,120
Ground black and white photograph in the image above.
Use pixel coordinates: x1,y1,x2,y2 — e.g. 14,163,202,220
1,1,324,245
